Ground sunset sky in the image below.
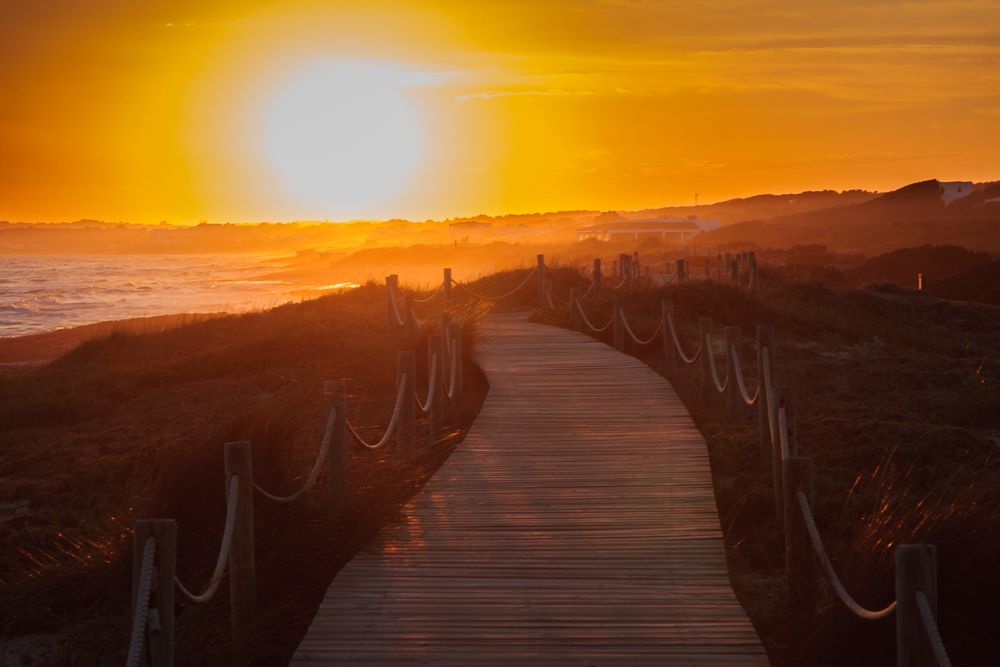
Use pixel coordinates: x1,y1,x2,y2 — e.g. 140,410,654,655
2,0,999,223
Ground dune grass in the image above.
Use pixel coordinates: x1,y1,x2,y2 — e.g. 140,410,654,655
0,276,510,665
536,265,1000,666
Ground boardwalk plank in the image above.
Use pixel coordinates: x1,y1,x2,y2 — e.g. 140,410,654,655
291,313,767,665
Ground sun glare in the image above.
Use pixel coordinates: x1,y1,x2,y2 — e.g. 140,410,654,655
262,60,427,217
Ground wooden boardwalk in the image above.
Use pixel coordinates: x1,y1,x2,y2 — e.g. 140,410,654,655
291,313,767,665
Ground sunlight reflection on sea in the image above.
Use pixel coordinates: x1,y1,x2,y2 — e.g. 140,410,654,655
0,255,345,337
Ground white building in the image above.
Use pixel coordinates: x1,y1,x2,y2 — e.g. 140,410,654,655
939,181,974,206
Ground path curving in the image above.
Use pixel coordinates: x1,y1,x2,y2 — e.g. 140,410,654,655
291,312,768,665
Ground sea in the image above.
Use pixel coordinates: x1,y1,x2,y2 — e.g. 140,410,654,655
0,255,330,338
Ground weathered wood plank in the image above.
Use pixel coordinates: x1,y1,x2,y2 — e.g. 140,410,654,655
291,312,767,665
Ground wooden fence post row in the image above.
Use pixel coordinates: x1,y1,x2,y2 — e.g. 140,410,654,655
443,267,452,306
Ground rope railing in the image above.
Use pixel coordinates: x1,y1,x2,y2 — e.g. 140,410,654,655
575,299,614,333
620,311,663,346
666,313,701,364
762,345,778,443
450,266,538,301
409,283,444,304
729,345,760,406
388,290,407,327
704,332,729,393
254,407,337,504
125,536,156,667
347,374,409,450
175,475,240,604
599,277,627,292
416,354,438,414
796,490,898,620
445,338,459,400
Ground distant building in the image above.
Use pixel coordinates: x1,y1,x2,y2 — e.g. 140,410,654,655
449,221,493,242
939,181,974,206
576,216,720,243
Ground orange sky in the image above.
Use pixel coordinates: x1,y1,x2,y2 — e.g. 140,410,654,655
2,0,999,223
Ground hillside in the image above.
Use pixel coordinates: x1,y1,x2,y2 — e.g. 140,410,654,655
703,180,1000,253
628,189,878,226
845,244,993,288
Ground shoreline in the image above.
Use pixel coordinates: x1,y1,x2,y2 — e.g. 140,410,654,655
0,312,227,364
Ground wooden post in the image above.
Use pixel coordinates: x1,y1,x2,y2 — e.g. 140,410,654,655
661,300,675,378
427,335,443,439
632,251,640,278
677,258,687,283
784,456,816,614
537,254,546,306
757,325,776,465
716,254,723,279
449,323,464,408
396,351,417,455
698,317,712,403
612,296,625,352
443,268,452,305
385,275,399,332
784,391,800,457
569,287,582,332
770,387,786,536
730,259,739,284
592,258,602,283
324,380,348,509
224,441,255,667
724,326,741,418
403,294,418,350
896,544,939,667
132,519,176,667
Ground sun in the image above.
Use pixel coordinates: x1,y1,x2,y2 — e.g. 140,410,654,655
262,59,427,218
